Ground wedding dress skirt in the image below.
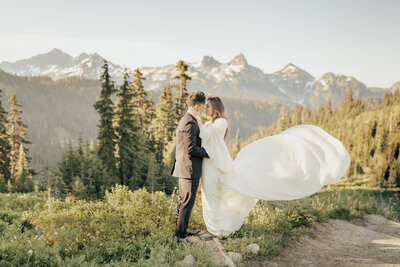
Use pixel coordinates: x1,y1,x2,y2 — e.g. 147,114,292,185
199,119,350,236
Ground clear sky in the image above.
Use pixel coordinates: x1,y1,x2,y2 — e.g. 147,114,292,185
0,0,399,87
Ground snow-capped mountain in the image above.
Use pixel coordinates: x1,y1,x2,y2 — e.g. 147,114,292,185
142,54,287,103
0,48,125,81
268,63,315,105
0,48,390,106
307,72,386,108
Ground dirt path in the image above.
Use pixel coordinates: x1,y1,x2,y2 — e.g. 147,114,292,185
247,215,400,267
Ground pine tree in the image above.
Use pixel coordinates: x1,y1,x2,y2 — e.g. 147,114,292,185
13,144,34,192
115,70,141,187
93,61,118,181
71,177,86,199
173,60,191,126
0,89,11,186
343,89,354,110
144,92,156,141
6,93,32,180
151,83,175,162
131,68,147,127
46,167,67,200
301,105,312,124
292,105,303,125
58,140,79,190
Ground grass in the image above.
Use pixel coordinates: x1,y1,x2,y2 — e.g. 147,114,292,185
0,186,399,266
223,188,400,260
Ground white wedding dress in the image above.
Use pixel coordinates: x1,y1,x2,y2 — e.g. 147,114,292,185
199,118,350,236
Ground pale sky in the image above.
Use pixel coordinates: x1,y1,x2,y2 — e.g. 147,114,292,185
0,0,399,87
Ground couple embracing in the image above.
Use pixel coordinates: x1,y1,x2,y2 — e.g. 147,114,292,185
171,91,351,243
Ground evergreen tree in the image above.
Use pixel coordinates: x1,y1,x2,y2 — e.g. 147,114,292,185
115,70,141,187
71,176,86,199
151,83,175,163
292,105,303,125
58,140,79,190
131,68,147,127
46,167,67,200
173,60,191,126
93,61,118,181
6,93,32,179
0,89,11,186
86,147,109,198
144,92,156,141
342,89,354,110
13,144,34,192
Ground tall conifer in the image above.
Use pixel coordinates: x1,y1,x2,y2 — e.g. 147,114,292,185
93,61,118,181
6,93,32,179
173,60,191,126
115,70,140,186
14,144,34,192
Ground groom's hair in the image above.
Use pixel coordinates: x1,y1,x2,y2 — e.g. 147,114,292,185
187,91,206,107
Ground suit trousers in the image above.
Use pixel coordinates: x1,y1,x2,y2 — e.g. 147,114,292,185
175,177,200,238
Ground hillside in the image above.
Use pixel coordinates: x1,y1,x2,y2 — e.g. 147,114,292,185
241,89,400,187
0,70,282,175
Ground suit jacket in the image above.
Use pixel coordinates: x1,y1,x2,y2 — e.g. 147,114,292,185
171,112,209,179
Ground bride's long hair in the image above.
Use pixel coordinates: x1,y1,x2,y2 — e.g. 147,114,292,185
207,96,229,140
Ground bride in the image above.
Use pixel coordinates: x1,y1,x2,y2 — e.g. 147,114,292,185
193,96,351,236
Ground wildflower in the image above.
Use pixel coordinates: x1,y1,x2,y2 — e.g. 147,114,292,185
28,249,33,255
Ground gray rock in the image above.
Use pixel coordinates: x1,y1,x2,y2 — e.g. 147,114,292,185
180,254,196,267
246,243,260,254
228,252,243,263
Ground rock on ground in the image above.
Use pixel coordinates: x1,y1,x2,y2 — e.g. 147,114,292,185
180,254,195,267
247,243,261,254
228,252,243,263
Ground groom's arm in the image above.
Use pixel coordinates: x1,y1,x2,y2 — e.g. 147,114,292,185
184,121,209,158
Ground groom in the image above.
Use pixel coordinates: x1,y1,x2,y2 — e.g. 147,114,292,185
171,91,209,243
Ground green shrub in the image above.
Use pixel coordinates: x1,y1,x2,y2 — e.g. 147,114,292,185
1,187,399,266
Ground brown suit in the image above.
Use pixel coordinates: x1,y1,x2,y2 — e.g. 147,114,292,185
171,112,209,238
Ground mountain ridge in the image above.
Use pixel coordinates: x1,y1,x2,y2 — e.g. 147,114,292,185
0,48,392,107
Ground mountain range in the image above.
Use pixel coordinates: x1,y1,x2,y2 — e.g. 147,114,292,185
0,49,397,175
1,48,394,108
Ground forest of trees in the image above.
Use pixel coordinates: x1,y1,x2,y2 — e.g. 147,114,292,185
1,59,399,197
39,60,193,199
0,69,282,176
238,89,400,188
